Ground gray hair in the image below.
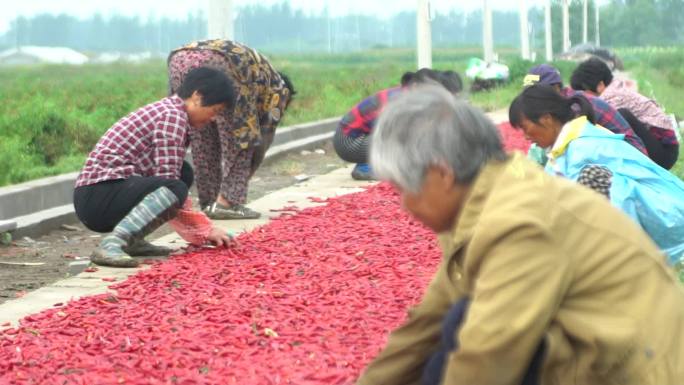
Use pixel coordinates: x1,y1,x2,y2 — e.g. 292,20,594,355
370,85,506,193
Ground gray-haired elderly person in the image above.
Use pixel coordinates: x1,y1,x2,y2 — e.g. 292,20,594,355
356,85,684,385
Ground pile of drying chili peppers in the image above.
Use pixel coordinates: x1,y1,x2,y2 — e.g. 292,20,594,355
498,121,531,153
0,124,529,384
0,184,440,384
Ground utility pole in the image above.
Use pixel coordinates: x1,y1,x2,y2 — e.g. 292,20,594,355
595,0,601,46
356,14,361,51
208,0,234,40
326,1,332,54
417,0,433,68
519,0,530,60
545,0,553,61
483,0,494,62
562,0,571,52
583,0,588,43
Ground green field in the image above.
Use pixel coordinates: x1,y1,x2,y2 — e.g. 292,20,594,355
0,47,682,186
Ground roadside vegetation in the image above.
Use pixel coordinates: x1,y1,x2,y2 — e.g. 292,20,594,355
1,47,682,186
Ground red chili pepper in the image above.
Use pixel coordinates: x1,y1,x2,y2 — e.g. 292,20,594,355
498,121,531,153
0,163,545,383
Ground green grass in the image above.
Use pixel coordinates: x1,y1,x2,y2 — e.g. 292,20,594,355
0,62,166,185
0,47,682,185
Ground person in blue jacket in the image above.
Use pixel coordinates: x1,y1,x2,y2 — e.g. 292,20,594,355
510,84,684,264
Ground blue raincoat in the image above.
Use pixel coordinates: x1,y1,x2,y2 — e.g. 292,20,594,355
546,116,684,264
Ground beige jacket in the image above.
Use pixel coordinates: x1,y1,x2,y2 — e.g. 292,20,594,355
357,154,684,385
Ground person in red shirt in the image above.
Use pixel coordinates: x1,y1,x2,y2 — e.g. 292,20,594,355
74,67,235,268
333,68,463,180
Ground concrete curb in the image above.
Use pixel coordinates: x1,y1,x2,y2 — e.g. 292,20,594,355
0,220,17,233
0,117,341,239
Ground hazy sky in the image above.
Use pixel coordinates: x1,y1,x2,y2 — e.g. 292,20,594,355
2,0,588,34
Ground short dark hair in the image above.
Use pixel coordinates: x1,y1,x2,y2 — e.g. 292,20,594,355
570,58,613,93
278,72,296,97
278,72,296,110
177,67,235,108
402,68,441,86
439,70,463,94
401,68,463,94
509,84,596,128
509,95,524,129
400,71,416,86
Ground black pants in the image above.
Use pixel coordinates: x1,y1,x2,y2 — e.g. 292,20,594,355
421,298,545,385
73,162,194,233
618,108,679,170
333,124,369,164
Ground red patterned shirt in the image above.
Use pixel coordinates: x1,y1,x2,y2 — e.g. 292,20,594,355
601,78,679,146
339,87,403,137
76,96,190,187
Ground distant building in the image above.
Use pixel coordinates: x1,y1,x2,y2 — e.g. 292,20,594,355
92,52,161,64
0,46,89,66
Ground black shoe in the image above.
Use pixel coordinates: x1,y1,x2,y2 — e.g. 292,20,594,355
203,202,261,220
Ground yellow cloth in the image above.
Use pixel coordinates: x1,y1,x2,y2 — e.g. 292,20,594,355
357,153,684,385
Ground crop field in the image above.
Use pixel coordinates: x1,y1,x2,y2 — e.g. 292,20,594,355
0,47,682,186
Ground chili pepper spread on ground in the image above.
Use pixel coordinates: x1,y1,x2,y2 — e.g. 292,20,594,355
0,123,529,384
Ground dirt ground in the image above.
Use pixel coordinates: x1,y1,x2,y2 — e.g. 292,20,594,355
0,141,348,304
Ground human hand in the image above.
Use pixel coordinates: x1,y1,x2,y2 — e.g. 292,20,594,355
205,227,236,248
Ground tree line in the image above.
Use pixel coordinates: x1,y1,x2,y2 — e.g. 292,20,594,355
0,0,682,55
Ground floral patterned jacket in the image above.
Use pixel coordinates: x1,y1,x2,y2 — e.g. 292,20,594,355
169,40,291,151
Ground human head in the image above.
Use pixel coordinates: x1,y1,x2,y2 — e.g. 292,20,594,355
371,85,506,232
401,68,463,95
509,84,595,148
570,57,613,95
523,64,563,92
178,67,236,128
439,70,464,95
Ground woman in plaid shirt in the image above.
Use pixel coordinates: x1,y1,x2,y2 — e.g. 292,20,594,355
73,67,236,268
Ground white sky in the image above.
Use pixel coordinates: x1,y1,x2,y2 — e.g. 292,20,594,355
1,0,562,34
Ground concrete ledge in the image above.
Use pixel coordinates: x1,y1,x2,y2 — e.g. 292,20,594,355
271,117,339,147
0,220,17,233
0,172,78,220
264,131,334,161
12,204,78,239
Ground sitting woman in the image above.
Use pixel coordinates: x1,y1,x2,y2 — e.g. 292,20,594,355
73,67,235,267
356,85,684,385
332,68,463,180
571,58,679,169
510,84,684,263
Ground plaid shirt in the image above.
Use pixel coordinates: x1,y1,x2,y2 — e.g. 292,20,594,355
562,88,647,155
647,122,679,146
601,79,679,146
76,96,190,188
339,87,403,138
